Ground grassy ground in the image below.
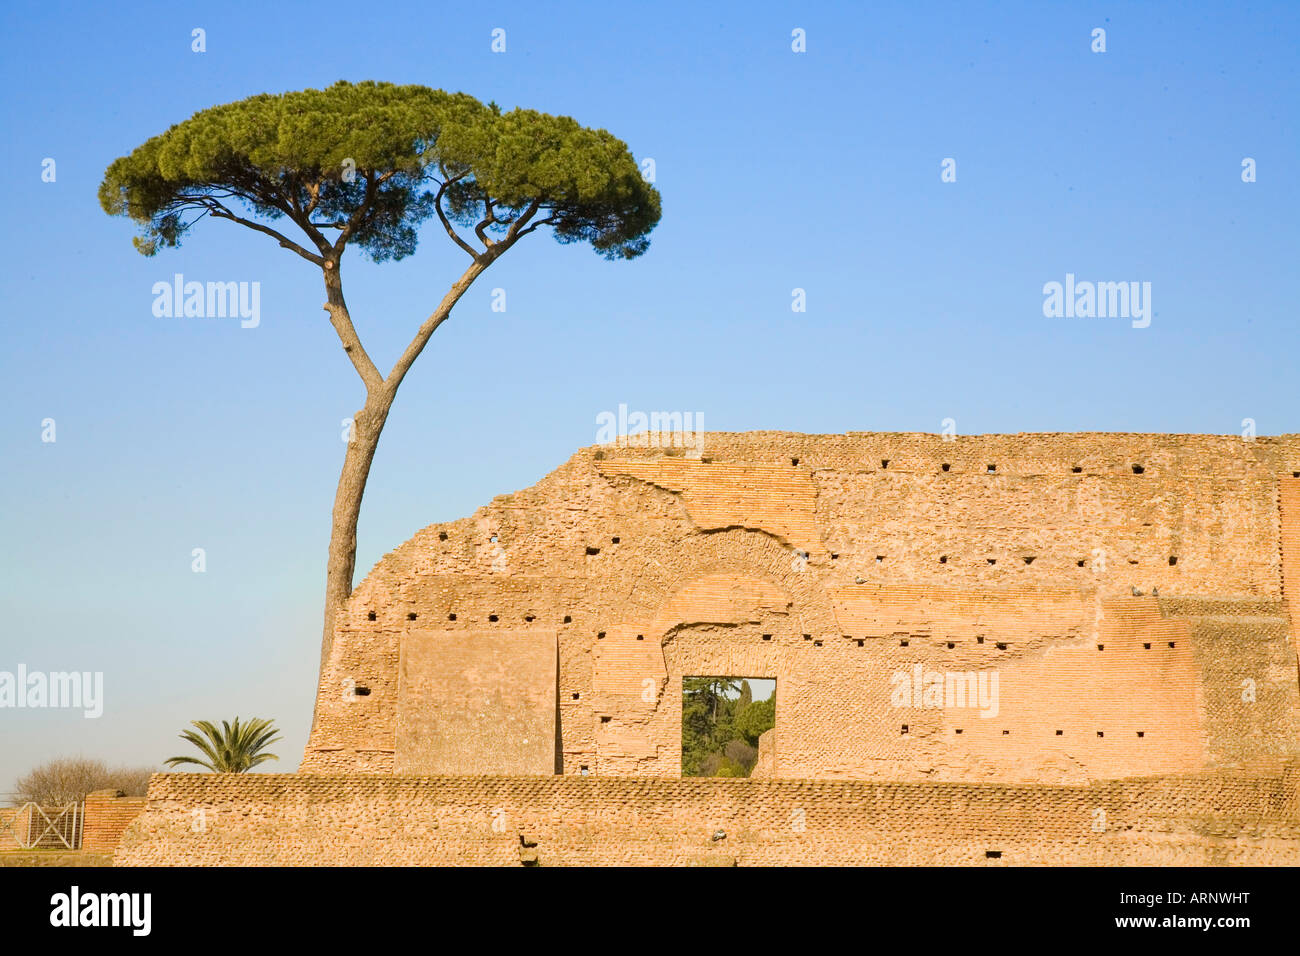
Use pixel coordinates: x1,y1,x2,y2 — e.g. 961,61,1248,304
0,849,113,866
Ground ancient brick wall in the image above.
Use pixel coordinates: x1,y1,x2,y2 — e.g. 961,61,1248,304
82,790,147,853
752,728,776,778
302,432,1300,784
115,768,1300,866
1279,475,1300,660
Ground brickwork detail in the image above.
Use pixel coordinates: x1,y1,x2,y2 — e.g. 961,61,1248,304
115,769,1300,866
120,432,1300,866
81,791,146,853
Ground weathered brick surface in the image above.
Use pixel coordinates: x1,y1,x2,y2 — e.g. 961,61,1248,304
82,790,147,853
302,432,1300,783
121,432,1300,866
395,628,557,774
115,768,1300,866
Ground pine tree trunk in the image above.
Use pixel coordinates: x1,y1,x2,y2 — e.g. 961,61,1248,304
320,395,392,663
309,255,490,740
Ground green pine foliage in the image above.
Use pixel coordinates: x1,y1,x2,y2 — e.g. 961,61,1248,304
681,679,775,777
99,80,661,262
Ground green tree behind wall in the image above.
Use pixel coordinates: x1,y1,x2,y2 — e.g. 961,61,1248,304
681,678,775,777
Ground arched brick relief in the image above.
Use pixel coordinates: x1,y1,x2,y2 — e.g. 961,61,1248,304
591,535,837,778
624,526,840,639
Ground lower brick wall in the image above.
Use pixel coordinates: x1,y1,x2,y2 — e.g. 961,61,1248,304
83,791,147,853
116,766,1300,866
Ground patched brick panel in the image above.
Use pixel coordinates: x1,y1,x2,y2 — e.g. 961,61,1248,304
597,458,823,556
1280,476,1300,660
395,628,557,774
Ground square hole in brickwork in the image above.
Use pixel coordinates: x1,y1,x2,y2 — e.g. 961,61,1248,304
1023,556,1035,565
563,615,572,624
762,634,772,641
407,612,418,621
939,555,948,564
1097,731,1104,737
901,725,909,734
856,639,864,647
814,640,824,647
987,558,996,565
636,634,644,641
791,457,800,466
448,613,457,621
597,631,606,639
1077,559,1086,567
946,641,955,649
580,765,590,775
438,531,448,541
1169,555,1178,565
1072,466,1082,474
488,614,499,622
942,463,951,472
987,464,997,472
900,639,909,647
1143,642,1151,649
996,642,1006,650
986,850,1002,859
682,676,775,777
876,555,885,563
525,614,535,622
1001,730,1009,735
367,611,376,621
353,686,370,696
1132,464,1145,474
1137,731,1145,738
611,536,620,544
586,546,600,556
1097,644,1104,651
881,459,890,469
572,692,580,700
954,728,963,734
1056,730,1063,735
601,716,611,723
1294,471,1300,478
803,633,812,641
1168,641,1175,648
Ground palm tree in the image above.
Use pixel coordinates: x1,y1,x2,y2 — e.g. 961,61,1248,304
164,718,282,773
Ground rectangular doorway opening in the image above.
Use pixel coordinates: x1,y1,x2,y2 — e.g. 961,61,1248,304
681,677,775,777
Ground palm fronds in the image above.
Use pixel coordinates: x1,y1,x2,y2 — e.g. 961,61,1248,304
164,717,282,773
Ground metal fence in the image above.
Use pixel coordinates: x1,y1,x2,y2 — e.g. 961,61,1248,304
0,802,83,849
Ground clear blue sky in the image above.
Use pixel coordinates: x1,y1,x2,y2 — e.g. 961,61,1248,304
1,0,1296,792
